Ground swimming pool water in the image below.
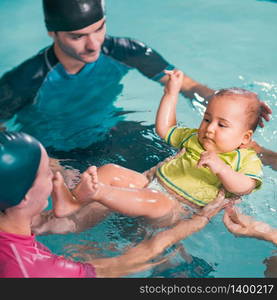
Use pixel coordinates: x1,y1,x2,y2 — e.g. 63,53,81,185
1,0,276,277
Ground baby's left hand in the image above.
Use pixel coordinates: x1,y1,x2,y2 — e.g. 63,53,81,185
197,151,225,175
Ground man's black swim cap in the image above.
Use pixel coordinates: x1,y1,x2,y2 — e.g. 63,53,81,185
0,132,42,210
43,0,106,31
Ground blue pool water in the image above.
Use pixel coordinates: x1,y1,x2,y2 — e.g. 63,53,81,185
1,0,276,277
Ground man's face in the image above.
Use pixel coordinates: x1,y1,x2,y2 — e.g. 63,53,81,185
51,18,106,64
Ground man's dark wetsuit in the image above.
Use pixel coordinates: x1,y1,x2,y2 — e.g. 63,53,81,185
0,36,174,151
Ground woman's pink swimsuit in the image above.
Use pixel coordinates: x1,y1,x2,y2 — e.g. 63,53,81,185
0,231,96,278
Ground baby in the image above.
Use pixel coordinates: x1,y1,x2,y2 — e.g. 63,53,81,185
53,70,263,223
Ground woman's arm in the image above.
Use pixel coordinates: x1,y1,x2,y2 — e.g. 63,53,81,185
31,202,109,235
89,190,229,277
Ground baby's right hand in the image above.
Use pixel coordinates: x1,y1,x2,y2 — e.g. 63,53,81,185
164,69,184,96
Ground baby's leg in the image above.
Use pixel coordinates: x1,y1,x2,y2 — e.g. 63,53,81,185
96,163,149,188
71,164,150,204
81,166,175,219
51,163,147,218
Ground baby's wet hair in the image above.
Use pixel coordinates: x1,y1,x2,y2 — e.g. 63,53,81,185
210,88,262,132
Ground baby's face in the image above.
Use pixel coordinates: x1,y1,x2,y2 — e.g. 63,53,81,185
198,96,251,153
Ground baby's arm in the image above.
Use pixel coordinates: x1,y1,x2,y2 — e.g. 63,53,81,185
198,151,256,195
155,70,184,139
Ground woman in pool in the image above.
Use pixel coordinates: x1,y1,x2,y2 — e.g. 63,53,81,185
0,131,233,278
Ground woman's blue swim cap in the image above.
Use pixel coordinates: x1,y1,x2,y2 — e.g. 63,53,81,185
0,132,42,210
43,0,106,31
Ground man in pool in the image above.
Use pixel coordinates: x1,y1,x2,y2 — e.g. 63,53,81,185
0,0,271,151
0,0,210,152
0,131,230,277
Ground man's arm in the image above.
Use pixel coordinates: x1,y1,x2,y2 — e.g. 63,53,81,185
247,141,277,171
259,148,277,170
223,206,277,246
0,48,51,125
103,36,214,102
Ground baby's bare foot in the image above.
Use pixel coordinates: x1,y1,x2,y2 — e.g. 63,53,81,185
72,166,102,203
52,171,81,218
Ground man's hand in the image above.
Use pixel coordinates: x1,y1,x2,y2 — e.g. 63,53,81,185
223,205,272,240
239,140,263,153
259,101,272,128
